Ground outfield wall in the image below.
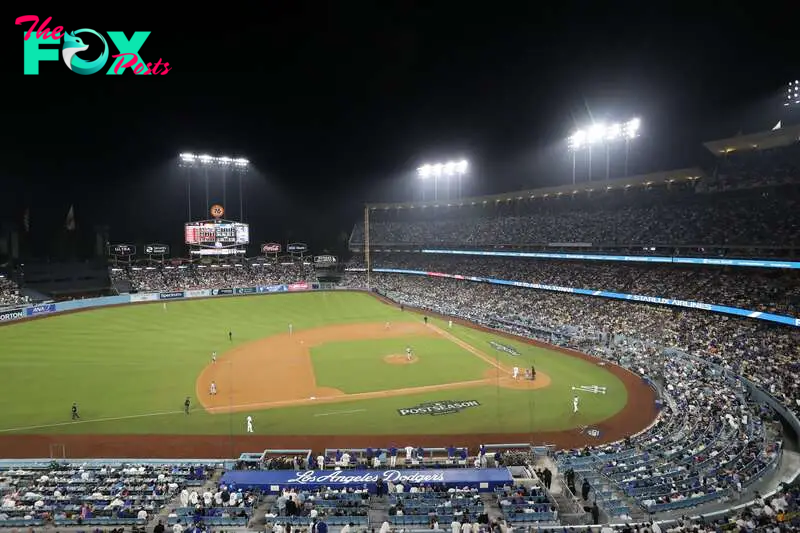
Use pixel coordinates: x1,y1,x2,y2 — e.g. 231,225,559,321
0,283,316,323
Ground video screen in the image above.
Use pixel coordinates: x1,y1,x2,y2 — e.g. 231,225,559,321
185,222,249,247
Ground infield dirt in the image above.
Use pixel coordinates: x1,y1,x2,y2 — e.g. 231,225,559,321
195,321,551,413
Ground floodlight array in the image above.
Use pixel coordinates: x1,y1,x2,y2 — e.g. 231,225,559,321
180,152,249,167
567,118,640,150
785,80,800,107
417,160,469,179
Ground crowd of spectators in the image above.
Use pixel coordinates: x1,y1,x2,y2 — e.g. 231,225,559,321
350,254,800,317
352,141,800,251
0,275,27,308
110,262,314,293
0,464,211,528
352,183,800,248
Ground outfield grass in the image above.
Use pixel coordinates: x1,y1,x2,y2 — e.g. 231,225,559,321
310,337,490,393
0,292,627,436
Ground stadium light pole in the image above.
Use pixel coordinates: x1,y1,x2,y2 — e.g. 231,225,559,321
417,160,468,201
567,118,640,183
178,153,250,220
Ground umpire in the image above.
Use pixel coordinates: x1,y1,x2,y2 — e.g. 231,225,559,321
71,402,80,420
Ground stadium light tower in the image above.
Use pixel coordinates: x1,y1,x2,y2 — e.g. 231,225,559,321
417,159,468,201
785,80,800,107
178,153,249,221
567,118,640,184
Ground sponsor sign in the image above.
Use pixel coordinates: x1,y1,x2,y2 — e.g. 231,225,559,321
287,242,308,253
0,308,25,321
314,255,337,264
397,400,480,416
109,244,136,256
220,468,513,492
130,293,159,302
27,303,56,316
212,288,234,295
235,287,257,294
288,282,309,292
159,291,185,300
145,244,170,255
258,284,287,293
488,340,520,356
262,243,281,253
184,289,211,298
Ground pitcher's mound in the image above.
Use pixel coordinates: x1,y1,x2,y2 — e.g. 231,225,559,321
384,353,418,365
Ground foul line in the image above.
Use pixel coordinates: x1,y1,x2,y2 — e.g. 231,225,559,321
427,324,508,372
313,409,367,417
0,409,186,434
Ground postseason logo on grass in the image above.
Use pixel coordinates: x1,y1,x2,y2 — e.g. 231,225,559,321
488,340,520,356
397,400,481,417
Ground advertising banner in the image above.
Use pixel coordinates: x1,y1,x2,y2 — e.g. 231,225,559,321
422,248,800,270
26,303,56,317
220,468,512,492
184,289,211,299
261,243,281,253
109,244,136,256
288,282,309,292
145,244,170,255
287,242,308,253
159,291,185,300
235,287,257,294
212,288,234,295
130,293,160,302
257,285,287,293
0,308,25,322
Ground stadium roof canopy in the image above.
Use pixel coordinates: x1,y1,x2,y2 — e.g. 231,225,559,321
703,123,800,156
367,167,704,210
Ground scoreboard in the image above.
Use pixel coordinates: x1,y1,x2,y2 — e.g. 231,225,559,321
185,222,249,247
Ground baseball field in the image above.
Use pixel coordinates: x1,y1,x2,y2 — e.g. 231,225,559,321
0,291,658,458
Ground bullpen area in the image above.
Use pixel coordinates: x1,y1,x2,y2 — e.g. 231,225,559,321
0,291,658,457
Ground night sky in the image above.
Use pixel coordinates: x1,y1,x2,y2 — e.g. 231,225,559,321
3,3,798,256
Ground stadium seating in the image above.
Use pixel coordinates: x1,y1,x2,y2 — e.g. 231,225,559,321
110,262,314,293
351,254,800,317
0,275,26,308
350,182,800,249
0,464,214,528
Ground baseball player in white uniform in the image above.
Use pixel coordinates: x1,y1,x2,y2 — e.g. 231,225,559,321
512,366,520,380
572,395,580,414
385,321,391,330
209,381,217,395
211,351,217,364
406,346,413,361
448,320,453,329
246,415,254,433
288,323,293,335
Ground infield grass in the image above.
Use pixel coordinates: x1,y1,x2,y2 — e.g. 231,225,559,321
310,337,490,393
0,291,627,436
